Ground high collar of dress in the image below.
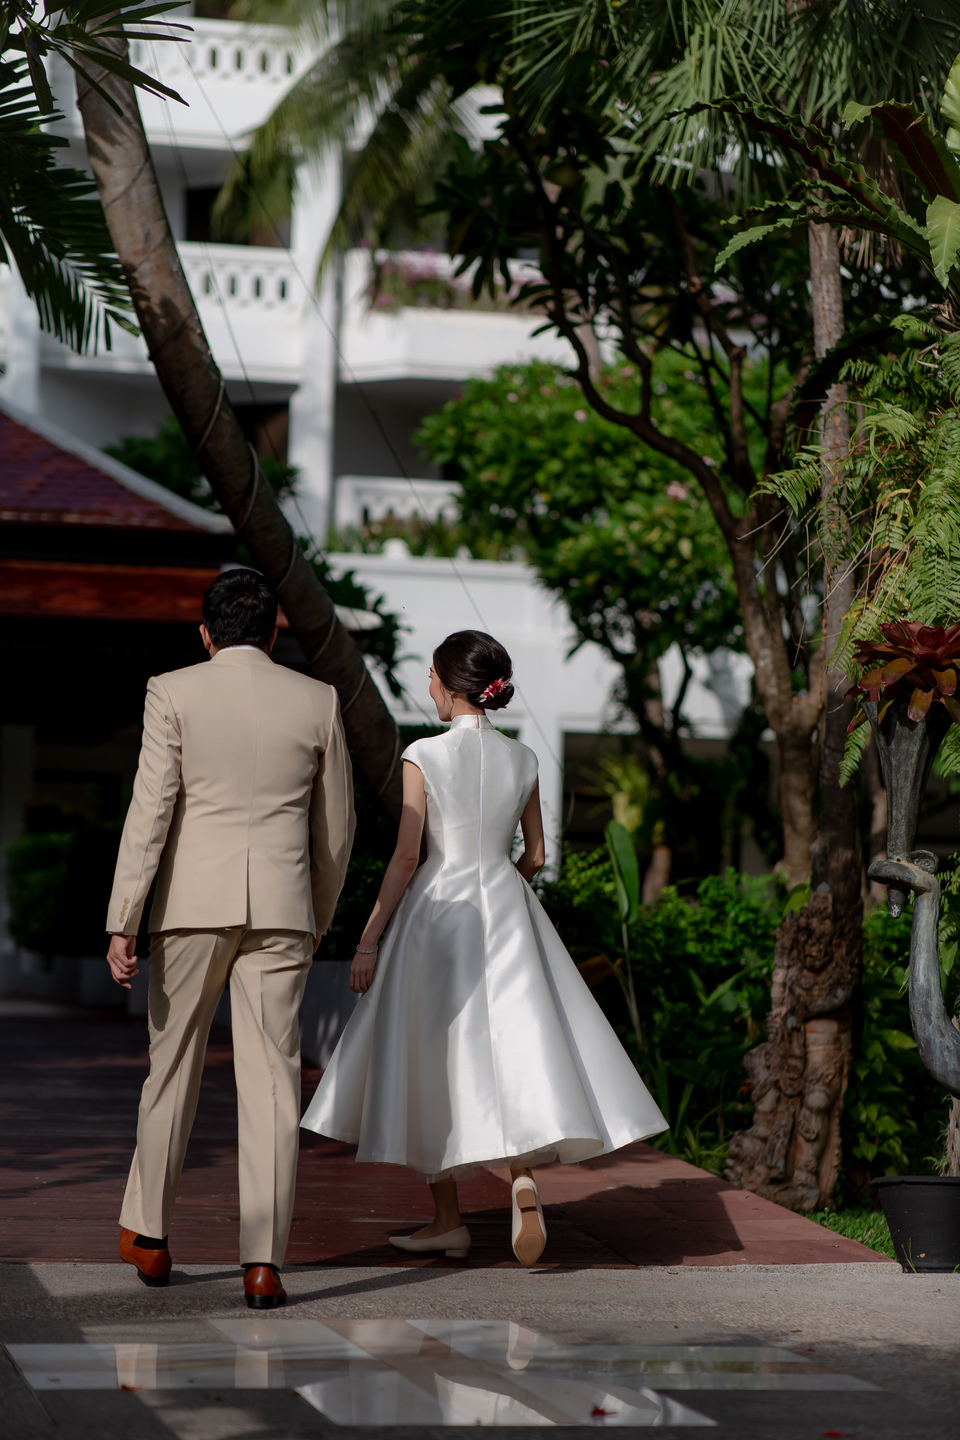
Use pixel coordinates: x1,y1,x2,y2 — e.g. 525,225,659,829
449,712,490,731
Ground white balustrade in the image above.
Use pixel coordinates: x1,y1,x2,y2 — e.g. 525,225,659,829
49,19,311,145
128,20,302,93
180,243,301,316
334,475,462,530
37,245,303,384
176,242,305,381
340,248,575,383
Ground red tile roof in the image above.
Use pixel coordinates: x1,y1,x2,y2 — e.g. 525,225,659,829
0,411,205,532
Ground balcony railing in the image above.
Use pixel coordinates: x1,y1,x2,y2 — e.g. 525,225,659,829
49,19,311,145
28,245,302,383
181,244,301,316
340,248,574,382
128,19,302,91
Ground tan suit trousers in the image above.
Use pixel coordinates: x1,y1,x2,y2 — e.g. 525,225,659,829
119,928,313,1266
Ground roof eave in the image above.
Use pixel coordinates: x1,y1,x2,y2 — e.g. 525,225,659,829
0,397,235,536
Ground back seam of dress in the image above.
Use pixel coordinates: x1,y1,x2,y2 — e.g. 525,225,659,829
476,721,507,1156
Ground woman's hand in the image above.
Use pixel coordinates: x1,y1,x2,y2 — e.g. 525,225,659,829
350,948,378,994
348,761,426,998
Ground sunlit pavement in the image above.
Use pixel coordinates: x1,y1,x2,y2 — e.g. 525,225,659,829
4,1009,958,1436
3,1262,960,1437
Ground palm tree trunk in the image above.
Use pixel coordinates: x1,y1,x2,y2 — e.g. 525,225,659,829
75,45,403,816
727,225,862,1211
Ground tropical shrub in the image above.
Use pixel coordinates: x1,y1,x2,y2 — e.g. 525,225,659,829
538,850,948,1186
840,903,945,1202
6,817,122,956
539,856,780,1171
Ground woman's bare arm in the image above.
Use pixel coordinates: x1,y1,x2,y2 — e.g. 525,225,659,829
515,780,546,883
350,760,426,993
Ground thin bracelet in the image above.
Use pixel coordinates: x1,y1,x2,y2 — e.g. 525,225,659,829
355,945,378,954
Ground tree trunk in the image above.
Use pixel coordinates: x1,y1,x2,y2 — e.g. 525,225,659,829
75,47,403,816
776,728,818,889
726,225,863,1211
641,845,672,907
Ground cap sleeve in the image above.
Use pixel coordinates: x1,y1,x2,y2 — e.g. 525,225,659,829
401,739,424,768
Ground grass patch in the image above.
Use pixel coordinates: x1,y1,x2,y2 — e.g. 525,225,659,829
807,1207,895,1259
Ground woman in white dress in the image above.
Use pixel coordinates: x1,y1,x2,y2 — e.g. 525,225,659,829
300,630,667,1265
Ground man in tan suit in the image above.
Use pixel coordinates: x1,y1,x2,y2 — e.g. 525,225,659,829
105,569,354,1309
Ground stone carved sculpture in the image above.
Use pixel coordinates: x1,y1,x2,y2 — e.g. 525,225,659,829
727,689,955,1209
725,896,857,1210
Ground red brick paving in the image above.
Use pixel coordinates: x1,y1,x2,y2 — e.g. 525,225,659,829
0,1013,892,1269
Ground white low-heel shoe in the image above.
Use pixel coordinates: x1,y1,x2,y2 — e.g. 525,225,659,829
511,1178,546,1267
388,1224,471,1258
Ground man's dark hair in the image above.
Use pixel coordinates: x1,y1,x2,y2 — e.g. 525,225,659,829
202,569,278,649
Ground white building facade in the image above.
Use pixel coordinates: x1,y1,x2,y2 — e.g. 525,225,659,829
0,12,751,867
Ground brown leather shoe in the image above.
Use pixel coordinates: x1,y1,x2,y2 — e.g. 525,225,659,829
119,1229,171,1288
243,1264,287,1310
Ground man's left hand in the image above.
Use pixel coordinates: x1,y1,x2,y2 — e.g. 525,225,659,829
107,934,139,989
313,932,322,954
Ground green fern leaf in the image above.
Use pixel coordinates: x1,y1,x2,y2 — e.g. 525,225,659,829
839,719,871,788
936,721,960,778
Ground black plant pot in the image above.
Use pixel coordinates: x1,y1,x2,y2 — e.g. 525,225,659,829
874,1176,960,1272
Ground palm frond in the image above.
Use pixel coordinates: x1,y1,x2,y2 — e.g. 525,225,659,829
0,61,136,351
216,0,487,267
5,1,191,114
782,0,960,126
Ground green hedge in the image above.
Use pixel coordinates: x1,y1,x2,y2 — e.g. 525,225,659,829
5,821,122,956
538,851,947,1193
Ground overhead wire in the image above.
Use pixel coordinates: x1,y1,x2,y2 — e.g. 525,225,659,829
157,91,444,728
150,24,565,779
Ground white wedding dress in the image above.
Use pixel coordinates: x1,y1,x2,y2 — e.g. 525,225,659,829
300,714,667,1179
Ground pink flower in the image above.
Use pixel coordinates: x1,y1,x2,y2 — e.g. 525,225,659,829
506,392,519,402
574,409,588,422
666,481,689,501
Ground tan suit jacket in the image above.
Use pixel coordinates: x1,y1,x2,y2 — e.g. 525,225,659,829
106,647,355,936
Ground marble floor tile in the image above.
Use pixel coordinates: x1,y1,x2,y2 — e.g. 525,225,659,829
208,1317,368,1357
2,1317,879,1422
295,1367,715,1426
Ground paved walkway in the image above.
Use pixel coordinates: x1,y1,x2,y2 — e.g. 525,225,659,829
7,1008,959,1440
0,1009,888,1269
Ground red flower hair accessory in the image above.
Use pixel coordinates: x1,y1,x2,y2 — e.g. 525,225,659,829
478,677,508,703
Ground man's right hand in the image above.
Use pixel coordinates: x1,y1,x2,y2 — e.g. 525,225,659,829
107,934,139,990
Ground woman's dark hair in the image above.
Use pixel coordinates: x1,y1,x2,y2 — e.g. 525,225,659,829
202,568,278,649
433,630,515,711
